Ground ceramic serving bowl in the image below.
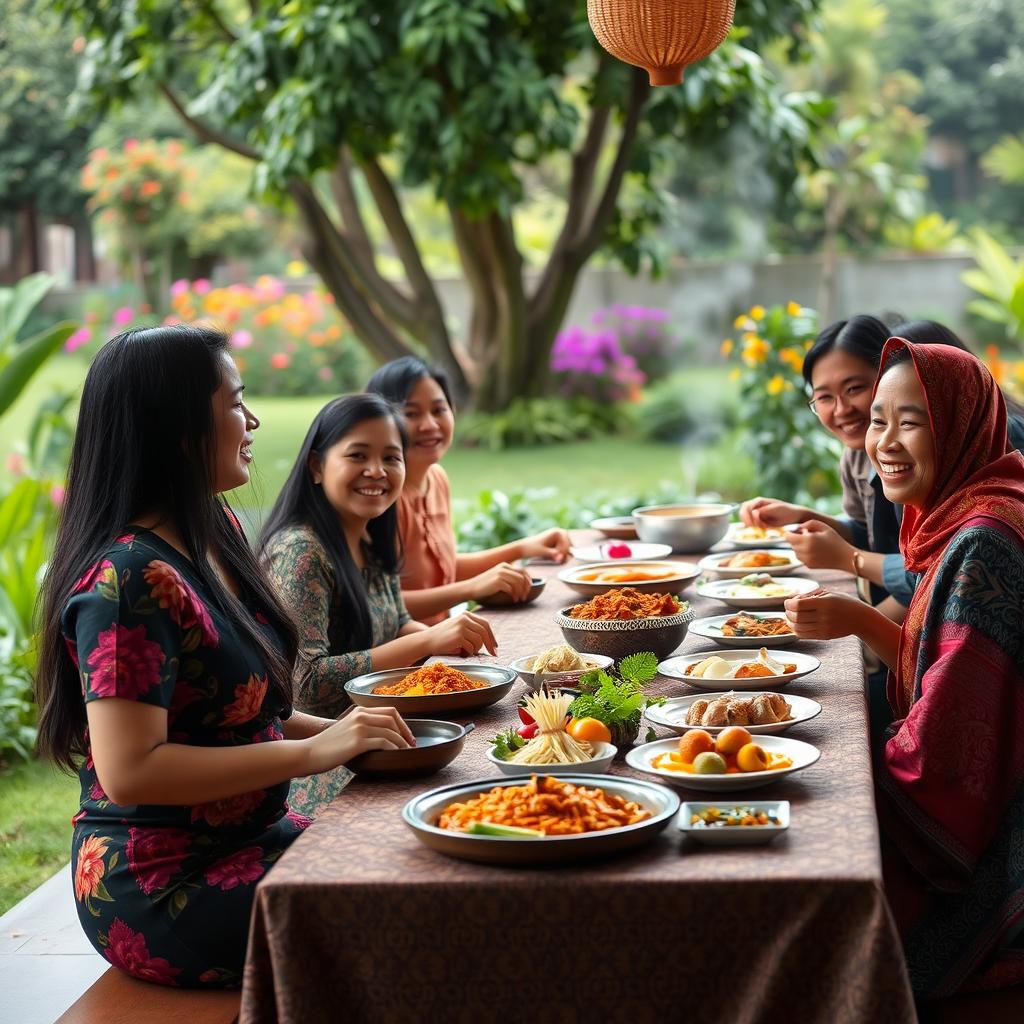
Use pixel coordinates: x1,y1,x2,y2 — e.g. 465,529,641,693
632,503,735,553
345,664,517,714
510,652,613,692
484,741,617,776
349,720,473,779
554,604,694,664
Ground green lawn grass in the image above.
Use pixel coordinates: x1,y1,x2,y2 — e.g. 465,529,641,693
0,759,80,915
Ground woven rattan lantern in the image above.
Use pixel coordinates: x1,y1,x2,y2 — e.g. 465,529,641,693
587,0,737,86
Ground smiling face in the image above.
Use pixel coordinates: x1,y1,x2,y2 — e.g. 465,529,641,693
309,415,406,526
211,352,259,493
400,375,454,473
808,349,877,450
865,360,936,509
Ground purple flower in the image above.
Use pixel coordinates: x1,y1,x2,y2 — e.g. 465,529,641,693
112,307,134,326
65,327,92,352
170,279,190,298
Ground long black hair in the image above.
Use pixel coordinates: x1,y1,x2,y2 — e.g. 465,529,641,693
801,315,892,388
37,325,299,771
365,355,454,408
257,394,408,654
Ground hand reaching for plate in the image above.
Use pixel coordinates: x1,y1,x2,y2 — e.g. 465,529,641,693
784,589,863,640
739,497,811,530
786,520,856,572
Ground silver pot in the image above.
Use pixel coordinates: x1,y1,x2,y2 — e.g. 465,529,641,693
632,502,735,553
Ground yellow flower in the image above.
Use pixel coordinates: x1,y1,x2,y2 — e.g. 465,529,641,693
779,346,805,373
749,305,766,321
733,314,756,331
766,374,788,396
804,340,814,350
986,345,1005,386
742,336,770,366
728,368,742,382
720,338,734,357
285,260,309,277
786,301,802,317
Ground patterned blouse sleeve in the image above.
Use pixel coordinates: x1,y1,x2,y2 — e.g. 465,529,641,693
61,546,188,709
265,528,372,718
392,571,411,629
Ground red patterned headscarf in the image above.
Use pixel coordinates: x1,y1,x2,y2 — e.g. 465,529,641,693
873,338,1024,572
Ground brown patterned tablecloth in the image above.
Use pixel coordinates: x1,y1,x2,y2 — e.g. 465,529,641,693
240,544,917,1024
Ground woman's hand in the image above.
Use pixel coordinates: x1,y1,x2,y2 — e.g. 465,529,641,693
305,706,415,774
738,497,810,529
787,520,856,572
519,528,571,563
423,610,498,656
469,562,534,603
784,589,864,640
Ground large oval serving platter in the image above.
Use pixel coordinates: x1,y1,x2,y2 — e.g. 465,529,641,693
345,664,517,714
402,774,680,865
558,560,700,598
657,649,820,691
645,692,823,736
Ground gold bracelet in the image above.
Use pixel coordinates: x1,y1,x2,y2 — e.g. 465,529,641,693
851,549,864,577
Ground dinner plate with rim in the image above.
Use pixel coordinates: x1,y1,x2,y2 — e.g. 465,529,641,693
724,523,791,548
657,649,820,690
645,692,823,735
678,800,790,846
558,559,700,598
484,740,617,776
688,612,798,649
345,664,518,714
696,575,818,609
625,735,821,791
510,651,613,692
570,541,673,563
697,549,804,578
402,773,680,865
589,515,638,540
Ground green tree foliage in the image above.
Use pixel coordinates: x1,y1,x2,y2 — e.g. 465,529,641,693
61,0,824,409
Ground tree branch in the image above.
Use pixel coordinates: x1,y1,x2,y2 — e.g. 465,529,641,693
158,83,261,160
198,1,237,43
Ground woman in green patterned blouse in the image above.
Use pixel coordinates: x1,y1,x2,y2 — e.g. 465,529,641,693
259,394,497,717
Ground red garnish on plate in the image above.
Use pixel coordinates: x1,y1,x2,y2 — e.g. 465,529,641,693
606,542,632,559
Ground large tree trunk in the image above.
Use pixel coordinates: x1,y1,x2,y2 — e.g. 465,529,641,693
13,203,42,279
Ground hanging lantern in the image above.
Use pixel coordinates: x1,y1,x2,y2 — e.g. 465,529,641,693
587,0,737,87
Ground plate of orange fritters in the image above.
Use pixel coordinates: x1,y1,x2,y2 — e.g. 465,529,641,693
697,549,804,577
645,691,822,736
688,611,799,649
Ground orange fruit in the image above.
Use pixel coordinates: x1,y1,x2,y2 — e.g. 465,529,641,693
676,729,715,765
567,717,612,744
715,726,753,757
736,742,770,773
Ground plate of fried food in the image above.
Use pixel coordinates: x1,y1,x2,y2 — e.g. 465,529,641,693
688,611,798,649
626,731,820,791
697,549,804,577
345,662,517,713
725,523,790,548
558,559,701,598
645,690,822,735
657,648,820,690
696,573,818,608
402,773,680,865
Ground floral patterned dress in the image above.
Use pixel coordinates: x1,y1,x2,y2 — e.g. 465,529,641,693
63,530,310,989
264,524,411,718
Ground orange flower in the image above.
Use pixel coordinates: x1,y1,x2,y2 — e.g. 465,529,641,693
222,674,269,727
139,181,161,198
74,834,110,901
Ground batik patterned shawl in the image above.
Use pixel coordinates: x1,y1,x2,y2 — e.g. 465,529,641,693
871,340,1024,996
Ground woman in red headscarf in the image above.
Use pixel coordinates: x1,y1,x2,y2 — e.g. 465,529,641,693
785,338,1024,999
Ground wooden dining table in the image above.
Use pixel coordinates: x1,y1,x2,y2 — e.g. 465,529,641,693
239,545,917,1024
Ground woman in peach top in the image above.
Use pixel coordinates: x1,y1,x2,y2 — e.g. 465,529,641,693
366,358,570,624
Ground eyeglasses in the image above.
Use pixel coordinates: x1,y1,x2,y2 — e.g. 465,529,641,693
807,383,870,416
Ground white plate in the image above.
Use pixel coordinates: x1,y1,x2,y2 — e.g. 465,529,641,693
645,692,822,735
570,542,672,563
509,652,613,692
626,734,821,791
484,741,617,776
697,550,804,577
679,801,790,845
688,612,798,649
558,560,700,597
696,575,818,609
725,524,791,548
589,516,638,540
658,649,820,690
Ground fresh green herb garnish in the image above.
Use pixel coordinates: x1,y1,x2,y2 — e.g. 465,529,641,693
568,651,665,732
491,727,526,761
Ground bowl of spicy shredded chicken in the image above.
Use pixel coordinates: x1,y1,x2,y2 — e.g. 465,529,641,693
344,661,518,713
554,587,694,663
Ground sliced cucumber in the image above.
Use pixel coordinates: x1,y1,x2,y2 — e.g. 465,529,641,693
466,820,544,838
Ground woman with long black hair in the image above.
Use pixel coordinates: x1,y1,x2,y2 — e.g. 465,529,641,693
36,325,412,989
258,394,497,718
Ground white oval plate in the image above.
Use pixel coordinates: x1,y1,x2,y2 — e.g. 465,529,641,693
658,649,820,690
645,692,822,735
696,575,818,609
570,542,673,563
589,516,638,540
688,612,798,649
697,550,804,578
558,560,700,597
484,741,617,776
626,734,821,791
725,524,791,548
679,801,790,845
